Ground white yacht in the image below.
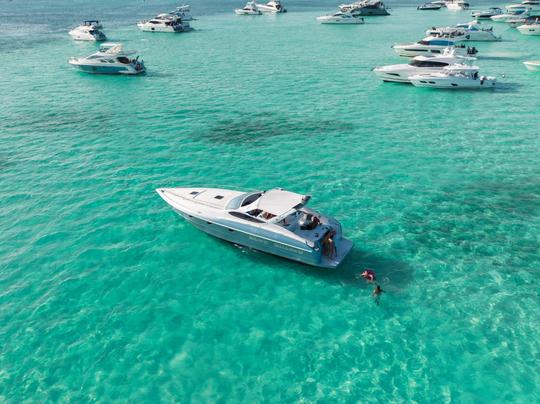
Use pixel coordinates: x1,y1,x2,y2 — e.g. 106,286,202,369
517,19,540,33
235,1,262,15
506,2,540,12
170,5,195,21
316,11,365,24
472,7,503,19
156,187,353,268
393,36,478,57
446,0,470,10
426,21,501,41
491,8,529,21
255,0,286,13
418,3,443,10
339,0,390,16
409,65,496,89
137,14,192,32
68,43,145,75
69,23,107,41
523,60,540,70
506,14,540,27
373,48,475,83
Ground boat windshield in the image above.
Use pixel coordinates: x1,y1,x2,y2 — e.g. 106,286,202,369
409,60,449,67
226,192,263,210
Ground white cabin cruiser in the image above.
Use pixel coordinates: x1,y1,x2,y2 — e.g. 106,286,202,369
517,19,540,33
393,36,478,57
446,0,470,10
69,23,107,41
373,48,475,83
68,43,145,75
339,0,390,16
410,65,496,89
507,14,540,27
255,0,286,13
170,5,195,21
235,1,262,14
317,11,365,23
156,187,353,268
523,60,540,70
138,14,192,32
418,3,443,10
426,21,501,41
506,2,540,12
491,8,528,21
472,7,503,19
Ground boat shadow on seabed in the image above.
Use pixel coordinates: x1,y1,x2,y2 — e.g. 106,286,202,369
232,241,415,292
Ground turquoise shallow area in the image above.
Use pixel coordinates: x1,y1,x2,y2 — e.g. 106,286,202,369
1,0,539,401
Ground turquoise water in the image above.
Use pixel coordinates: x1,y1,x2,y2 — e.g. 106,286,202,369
1,0,539,401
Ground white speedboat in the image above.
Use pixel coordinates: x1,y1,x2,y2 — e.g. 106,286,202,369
339,0,390,15
156,187,353,268
68,43,145,75
472,7,503,19
170,5,195,21
68,23,107,41
255,0,286,13
373,48,475,83
235,1,262,14
418,3,443,10
410,65,496,89
446,0,470,10
523,60,540,70
137,14,192,32
317,11,365,23
393,36,478,57
491,8,529,21
426,21,501,41
506,15,540,27
517,20,540,33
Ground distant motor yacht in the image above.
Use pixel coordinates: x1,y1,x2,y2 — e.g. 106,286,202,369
156,187,353,268
523,60,540,70
339,0,390,16
373,48,475,83
426,21,501,41
316,11,365,24
409,65,496,89
255,0,286,13
418,3,443,10
517,19,540,33
235,1,262,15
68,43,145,75
506,2,540,12
472,7,503,19
393,36,478,57
507,14,540,27
491,8,529,21
69,23,107,41
170,5,195,21
137,14,192,32
446,0,470,10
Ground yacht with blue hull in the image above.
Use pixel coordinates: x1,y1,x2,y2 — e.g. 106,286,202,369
156,187,353,268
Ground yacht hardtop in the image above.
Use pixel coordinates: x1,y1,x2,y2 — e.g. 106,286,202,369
156,187,353,268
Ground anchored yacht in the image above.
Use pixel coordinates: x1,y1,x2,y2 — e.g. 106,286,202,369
409,65,496,89
255,0,286,13
170,5,195,21
156,187,353,268
68,43,145,75
69,23,107,41
373,48,475,83
446,0,470,10
339,0,390,16
138,14,192,32
517,19,540,33
491,8,528,21
317,11,365,23
426,21,501,41
418,3,443,10
472,7,503,19
393,36,478,57
235,1,262,14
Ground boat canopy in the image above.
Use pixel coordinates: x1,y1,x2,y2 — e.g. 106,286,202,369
256,189,310,217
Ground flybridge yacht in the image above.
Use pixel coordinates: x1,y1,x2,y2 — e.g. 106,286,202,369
392,36,478,57
507,14,540,27
68,43,145,75
517,18,540,33
137,14,192,32
446,0,470,10
156,187,353,268
409,65,497,89
316,11,365,23
373,48,475,83
255,0,286,13
339,0,390,16
69,22,107,41
426,21,501,41
491,8,528,21
235,1,262,14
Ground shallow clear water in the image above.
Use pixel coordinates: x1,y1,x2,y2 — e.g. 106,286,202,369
1,0,539,401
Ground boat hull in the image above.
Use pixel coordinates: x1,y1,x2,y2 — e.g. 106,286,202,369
410,75,496,88
524,61,540,70
69,62,144,75
317,17,365,24
517,24,540,34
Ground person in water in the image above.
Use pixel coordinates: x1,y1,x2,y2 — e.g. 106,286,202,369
372,285,384,305
361,269,376,283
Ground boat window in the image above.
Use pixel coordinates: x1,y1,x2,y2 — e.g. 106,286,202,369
214,195,224,200
240,192,262,207
410,60,449,67
228,212,264,223
117,56,130,64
